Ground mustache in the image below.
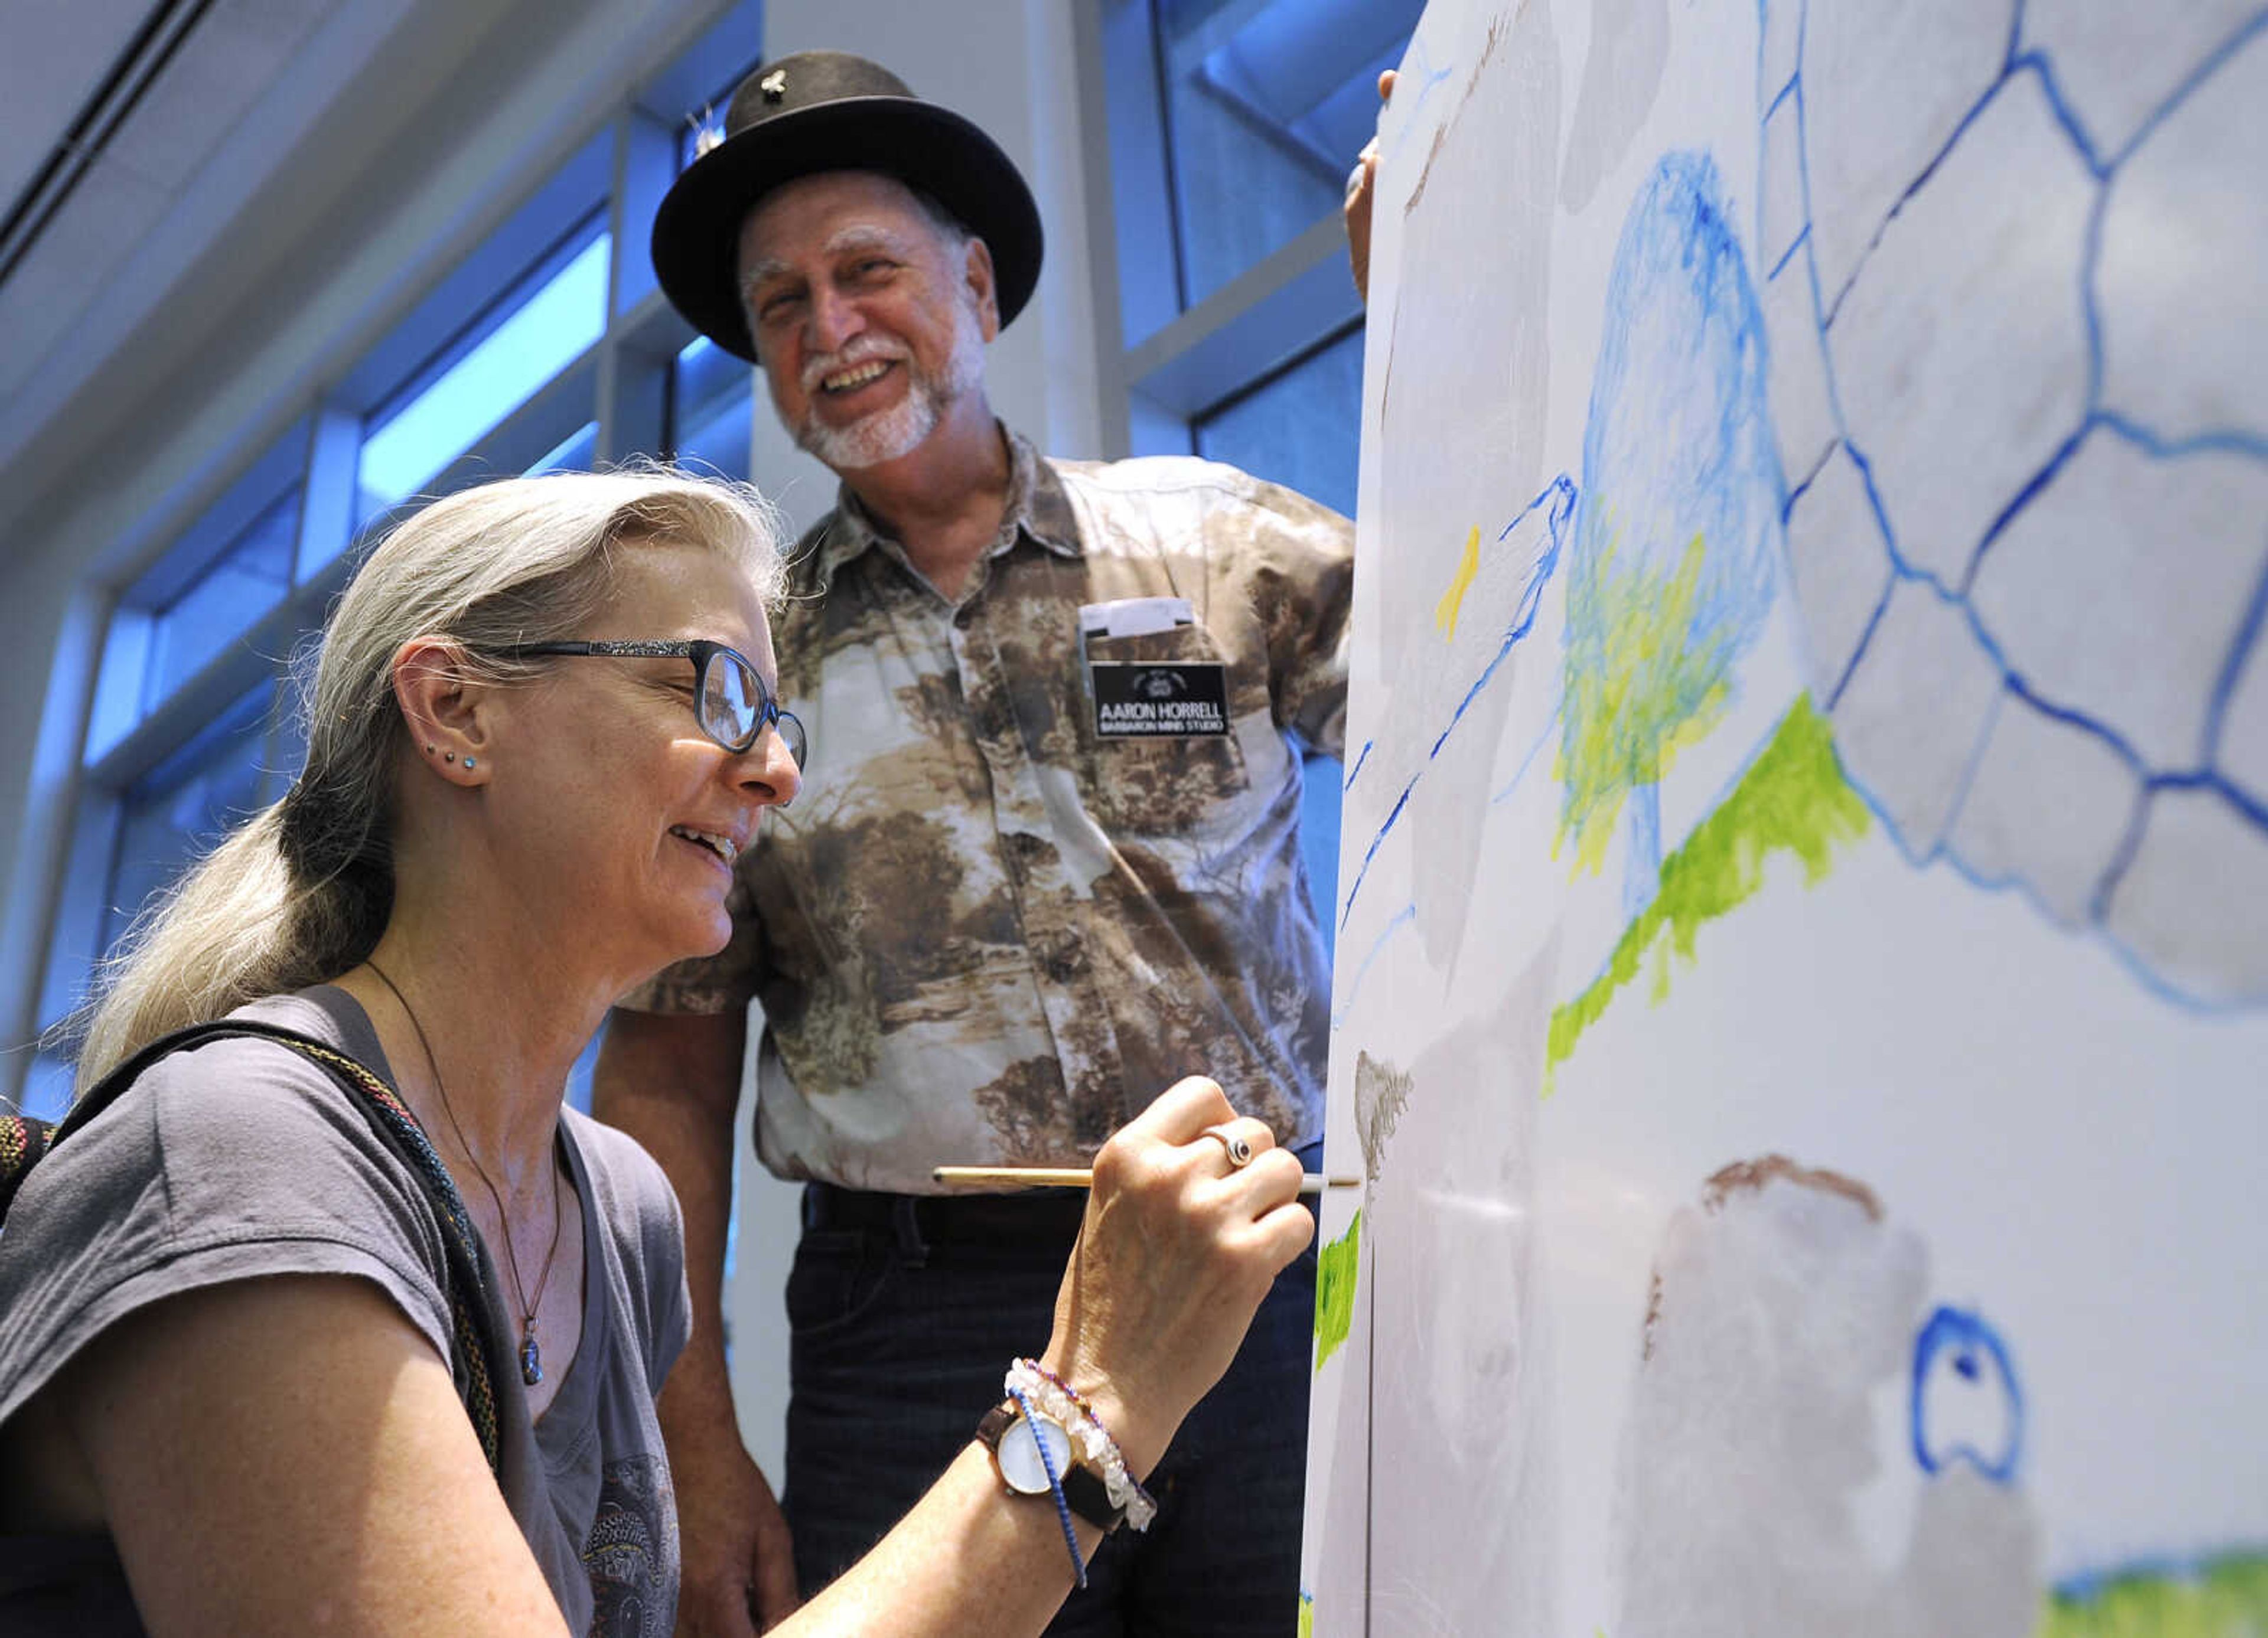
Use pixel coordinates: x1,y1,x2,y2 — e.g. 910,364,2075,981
800,335,913,394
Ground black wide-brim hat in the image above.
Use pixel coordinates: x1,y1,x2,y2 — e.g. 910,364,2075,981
651,50,1044,364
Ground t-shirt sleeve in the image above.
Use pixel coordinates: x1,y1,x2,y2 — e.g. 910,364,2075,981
0,1036,455,1430
1217,474,1356,758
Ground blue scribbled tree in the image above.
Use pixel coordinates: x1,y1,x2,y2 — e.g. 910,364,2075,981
1559,152,1786,916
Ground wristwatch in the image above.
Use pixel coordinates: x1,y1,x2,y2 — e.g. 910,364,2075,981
975,1400,1127,1531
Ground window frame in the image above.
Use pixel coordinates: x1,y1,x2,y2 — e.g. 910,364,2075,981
18,2,770,1115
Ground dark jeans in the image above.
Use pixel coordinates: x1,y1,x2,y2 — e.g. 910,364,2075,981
782,1179,1318,1636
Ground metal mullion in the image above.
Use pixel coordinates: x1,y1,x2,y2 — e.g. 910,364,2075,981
1073,0,1134,461
1122,210,1355,416
1190,312,1364,427
293,404,361,586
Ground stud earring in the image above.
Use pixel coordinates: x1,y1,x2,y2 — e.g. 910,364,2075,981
444,752,456,763
464,758,478,771
425,743,436,755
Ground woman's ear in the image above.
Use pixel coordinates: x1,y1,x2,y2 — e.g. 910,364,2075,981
392,638,493,785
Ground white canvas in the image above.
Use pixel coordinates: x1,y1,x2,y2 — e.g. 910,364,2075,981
1301,0,2268,1632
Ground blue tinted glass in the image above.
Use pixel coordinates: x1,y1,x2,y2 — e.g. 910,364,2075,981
357,233,612,515
1194,324,1363,517
17,1046,75,1123
530,422,599,474
565,1020,605,1116
143,489,300,707
1159,0,1420,306
673,337,755,483
101,686,275,961
86,611,154,763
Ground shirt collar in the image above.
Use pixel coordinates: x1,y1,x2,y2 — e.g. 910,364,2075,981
806,425,1082,592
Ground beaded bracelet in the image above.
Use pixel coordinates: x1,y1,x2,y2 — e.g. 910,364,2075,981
1006,1358,1158,1532
1008,1382,1088,1588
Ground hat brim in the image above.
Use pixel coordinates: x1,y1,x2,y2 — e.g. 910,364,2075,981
651,96,1044,364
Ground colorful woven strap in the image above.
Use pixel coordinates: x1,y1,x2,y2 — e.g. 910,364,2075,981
1,1021,505,1480
265,1035,504,1479
0,1113,57,1220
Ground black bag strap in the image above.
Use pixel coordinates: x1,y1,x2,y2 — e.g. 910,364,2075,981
1,1019,504,1478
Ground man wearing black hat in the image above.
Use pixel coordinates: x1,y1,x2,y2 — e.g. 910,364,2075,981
598,51,1368,1634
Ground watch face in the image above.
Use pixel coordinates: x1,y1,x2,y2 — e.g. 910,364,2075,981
996,1410,1074,1495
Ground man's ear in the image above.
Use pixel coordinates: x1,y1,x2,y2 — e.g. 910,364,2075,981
392,637,494,785
964,235,1001,343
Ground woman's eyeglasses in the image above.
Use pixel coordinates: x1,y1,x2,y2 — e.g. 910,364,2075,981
498,640,807,771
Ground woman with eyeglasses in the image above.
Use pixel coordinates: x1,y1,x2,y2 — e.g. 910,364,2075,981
0,469,1311,1635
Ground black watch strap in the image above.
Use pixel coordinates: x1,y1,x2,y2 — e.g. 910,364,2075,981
975,1401,1127,1532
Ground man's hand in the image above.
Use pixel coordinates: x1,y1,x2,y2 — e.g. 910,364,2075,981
670,1419,800,1634
1344,68,1397,306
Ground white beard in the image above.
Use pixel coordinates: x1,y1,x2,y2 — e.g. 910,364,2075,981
789,296,987,471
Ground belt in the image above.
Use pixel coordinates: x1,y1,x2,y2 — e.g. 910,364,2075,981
802,1181,1090,1245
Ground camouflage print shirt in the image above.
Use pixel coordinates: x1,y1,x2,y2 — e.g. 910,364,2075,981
624,429,1352,1194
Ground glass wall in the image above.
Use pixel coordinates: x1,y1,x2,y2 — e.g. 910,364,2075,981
1096,0,1420,952
25,8,769,1118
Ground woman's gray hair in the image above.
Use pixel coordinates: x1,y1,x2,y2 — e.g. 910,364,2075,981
71,465,784,1092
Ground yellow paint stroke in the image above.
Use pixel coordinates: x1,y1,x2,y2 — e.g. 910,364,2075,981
1556,526,1731,877
1544,693,1869,1095
1435,524,1482,639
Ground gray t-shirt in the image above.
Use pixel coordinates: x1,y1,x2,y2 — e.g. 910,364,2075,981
0,987,692,1636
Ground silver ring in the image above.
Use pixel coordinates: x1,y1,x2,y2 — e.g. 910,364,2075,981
1203,1124,1254,1169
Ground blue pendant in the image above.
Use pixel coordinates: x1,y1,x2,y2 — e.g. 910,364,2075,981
520,1317,543,1386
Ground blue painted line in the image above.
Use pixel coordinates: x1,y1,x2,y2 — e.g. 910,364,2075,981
2094,410,2268,466
2086,781,2152,925
2152,766,2268,836
1821,51,2055,332
2054,1546,2268,1606
1344,739,1374,792
1764,0,2267,1011
2008,49,2109,178
2078,159,2110,413
1340,776,1415,934
1962,423,2092,594
1911,1304,2025,1484
1767,223,1809,283
2204,553,2268,766
1491,710,1560,806
2107,6,2268,171
1337,475,1578,931
1332,903,1418,1029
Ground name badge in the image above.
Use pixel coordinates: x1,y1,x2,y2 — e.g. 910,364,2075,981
1089,661,1231,737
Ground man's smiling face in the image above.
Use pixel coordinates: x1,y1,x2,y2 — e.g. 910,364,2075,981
735,170,997,471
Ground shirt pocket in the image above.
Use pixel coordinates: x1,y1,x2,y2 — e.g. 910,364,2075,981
1080,621,1252,835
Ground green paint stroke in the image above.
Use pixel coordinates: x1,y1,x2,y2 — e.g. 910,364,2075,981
1314,1209,1361,1371
2039,1551,2268,1637
1546,693,1868,1087
1557,526,1733,877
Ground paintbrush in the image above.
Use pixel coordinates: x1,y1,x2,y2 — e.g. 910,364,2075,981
933,1165,1360,1197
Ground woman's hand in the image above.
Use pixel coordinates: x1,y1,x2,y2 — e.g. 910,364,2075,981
1038,1078,1315,1477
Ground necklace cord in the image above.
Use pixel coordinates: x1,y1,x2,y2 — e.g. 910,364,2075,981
363,960,566,1360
